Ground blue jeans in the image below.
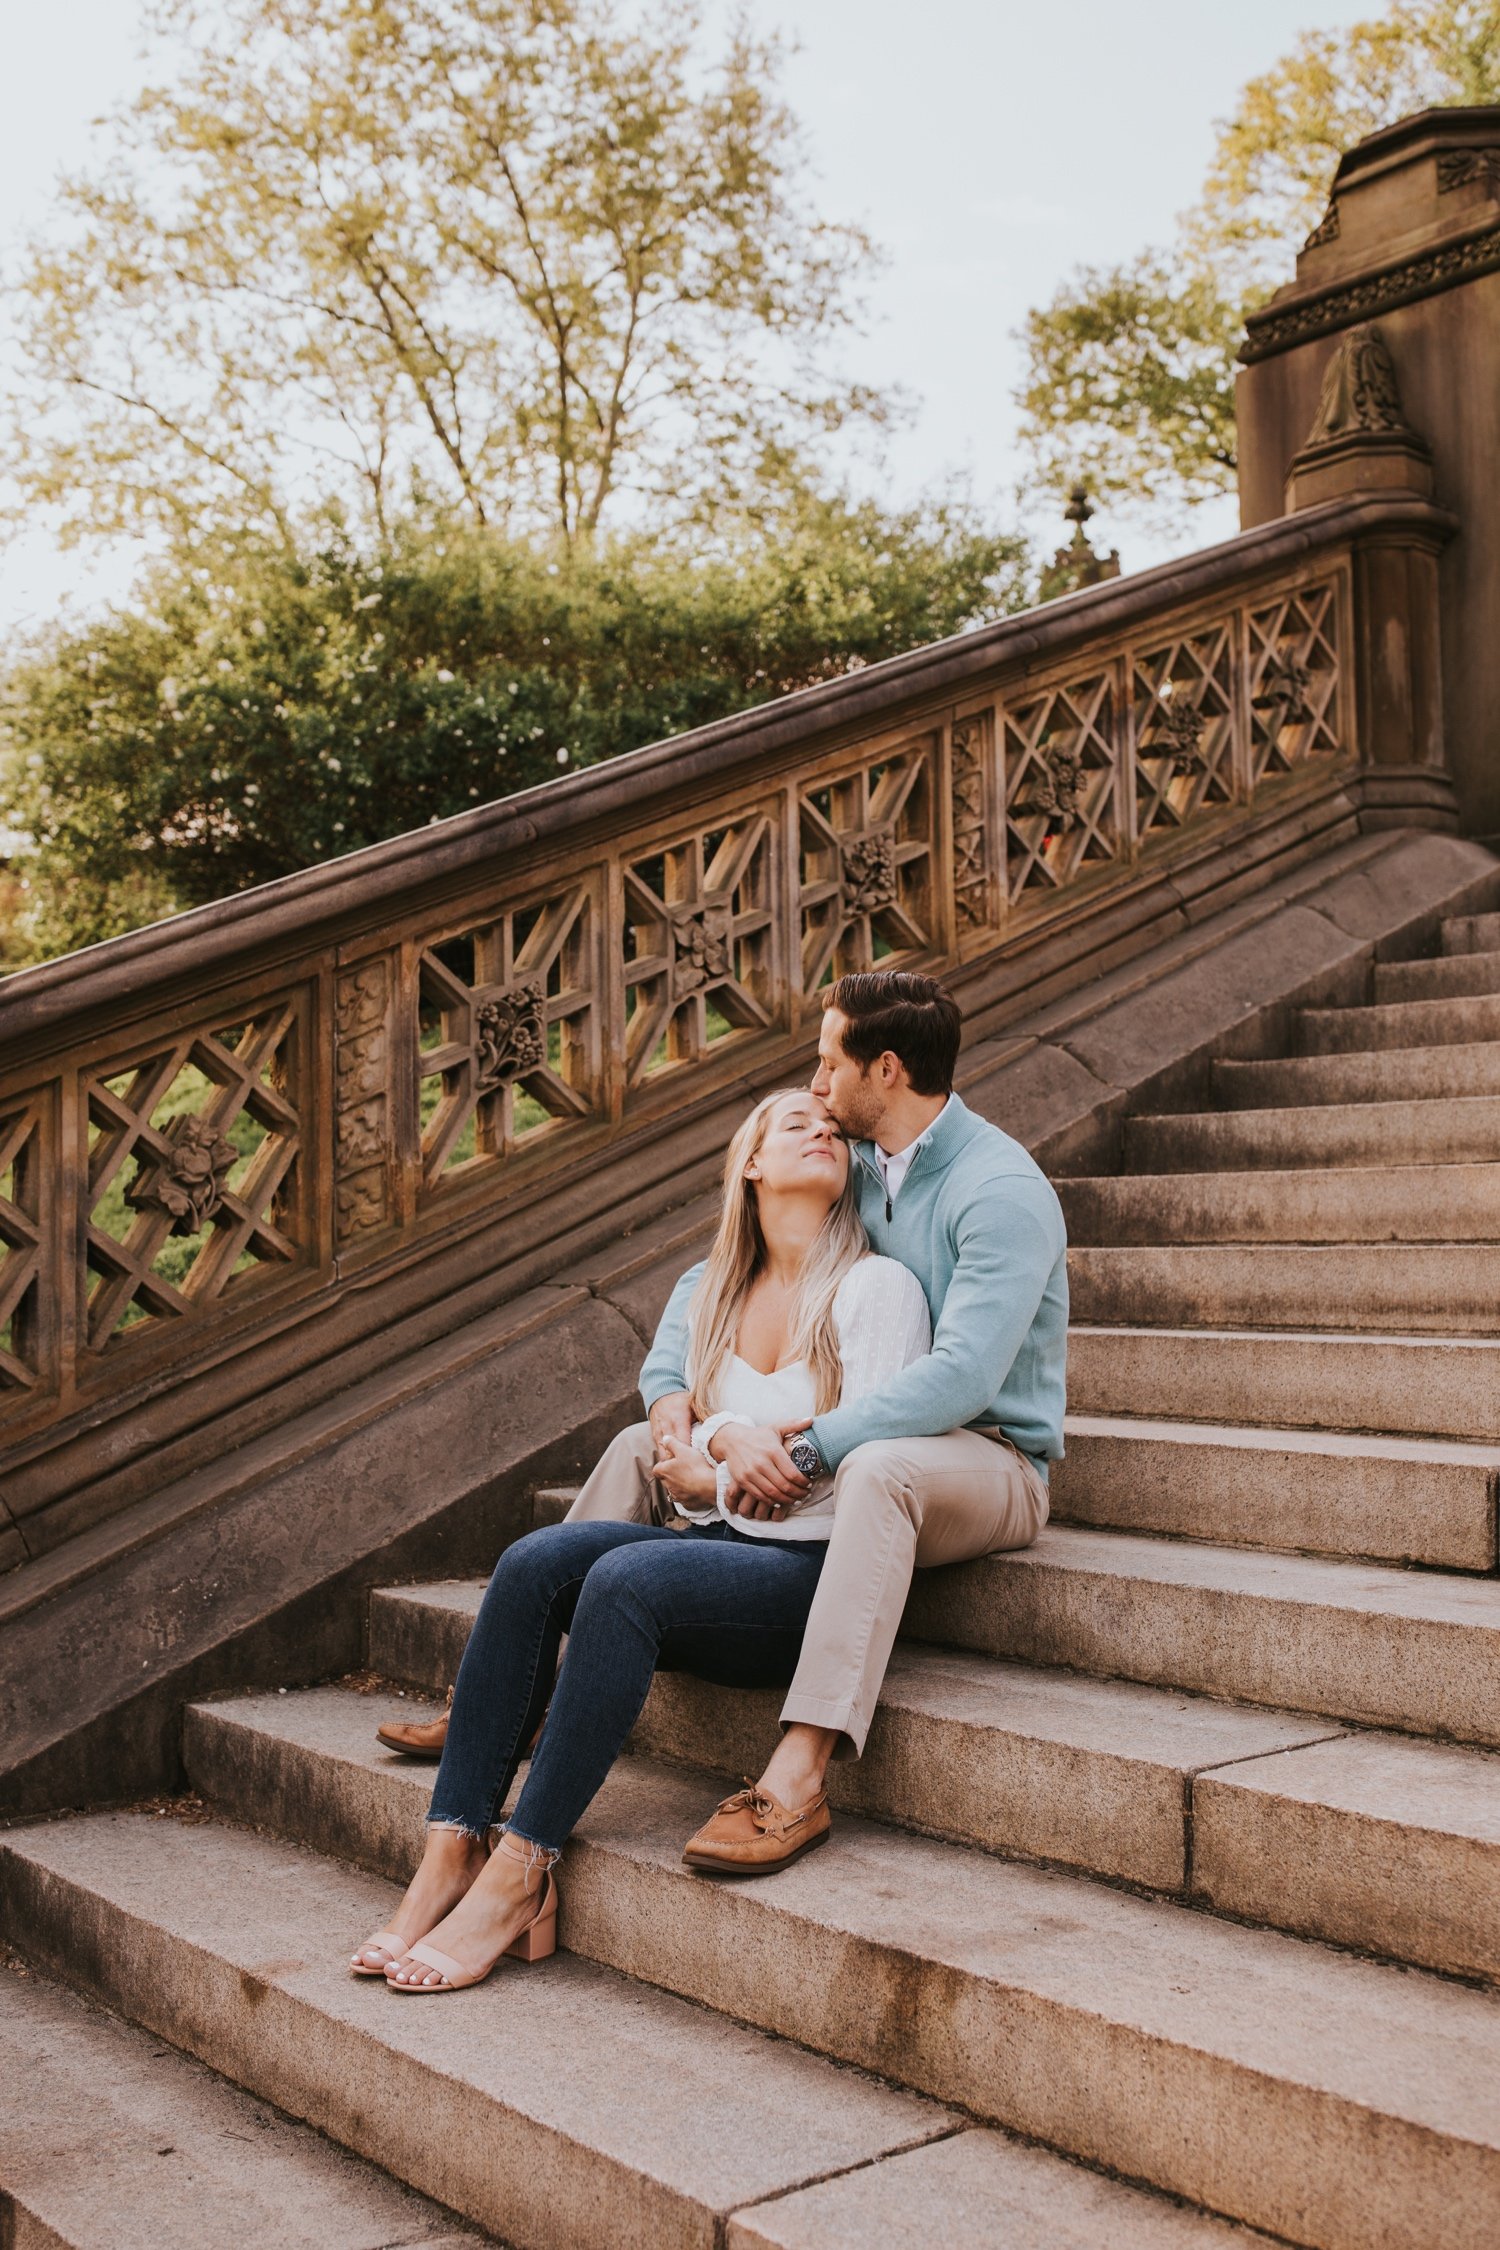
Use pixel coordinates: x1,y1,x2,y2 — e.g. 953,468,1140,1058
427,1519,827,1851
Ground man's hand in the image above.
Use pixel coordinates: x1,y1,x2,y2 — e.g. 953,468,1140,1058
647,1390,693,1457
710,1419,812,1520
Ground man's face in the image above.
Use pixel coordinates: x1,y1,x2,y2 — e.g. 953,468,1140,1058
811,1008,887,1141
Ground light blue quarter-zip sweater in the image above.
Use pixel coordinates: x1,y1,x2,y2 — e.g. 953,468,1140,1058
638,1094,1068,1475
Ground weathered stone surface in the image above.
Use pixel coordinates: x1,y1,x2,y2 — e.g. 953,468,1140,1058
1193,1730,1500,1982
1299,832,1497,947
902,1525,1500,1744
1125,1092,1500,1171
1068,1241,1500,1335
1444,911,1500,955
1053,1414,1499,1569
1056,907,1361,1094
1060,1160,1500,1244
0,1812,951,2250
0,1961,486,2247
1068,1322,1500,1439
1374,948,1500,1002
1300,989,1500,1051
0,1285,643,1819
725,2128,1277,2248
552,1760,1500,2250
1213,1039,1500,1106
185,1677,1338,1900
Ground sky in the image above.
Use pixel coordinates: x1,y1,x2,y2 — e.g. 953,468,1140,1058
0,0,1382,634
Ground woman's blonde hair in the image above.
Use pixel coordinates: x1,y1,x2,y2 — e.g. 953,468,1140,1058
687,1089,866,1420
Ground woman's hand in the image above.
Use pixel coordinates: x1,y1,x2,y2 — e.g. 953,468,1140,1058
650,1433,718,1507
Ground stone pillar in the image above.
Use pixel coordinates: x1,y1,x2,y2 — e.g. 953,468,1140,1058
1237,105,1500,837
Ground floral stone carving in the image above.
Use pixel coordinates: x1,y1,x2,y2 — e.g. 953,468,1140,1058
475,982,547,1091
1150,697,1206,774
670,906,733,996
1253,651,1315,734
1015,745,1087,832
840,830,898,916
126,1115,239,1236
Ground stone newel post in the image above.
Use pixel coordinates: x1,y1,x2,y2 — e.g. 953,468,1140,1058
1237,105,1500,838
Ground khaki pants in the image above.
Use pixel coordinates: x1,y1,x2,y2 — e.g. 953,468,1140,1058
566,1422,1048,1756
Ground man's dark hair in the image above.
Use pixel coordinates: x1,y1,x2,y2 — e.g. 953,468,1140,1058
826,971,962,1096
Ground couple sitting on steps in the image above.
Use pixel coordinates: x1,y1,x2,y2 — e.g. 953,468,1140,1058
352,970,1069,1992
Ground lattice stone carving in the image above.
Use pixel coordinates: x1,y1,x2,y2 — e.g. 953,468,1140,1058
1248,582,1343,785
335,958,394,1240
623,819,775,1085
419,885,597,1181
799,743,935,995
1001,674,1120,901
950,713,992,933
1133,623,1236,839
0,1103,42,1391
84,1002,303,1348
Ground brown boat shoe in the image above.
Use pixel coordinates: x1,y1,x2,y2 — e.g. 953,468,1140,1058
376,1687,452,1758
682,1780,831,1877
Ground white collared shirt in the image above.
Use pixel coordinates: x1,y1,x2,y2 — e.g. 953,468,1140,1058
872,1095,952,1206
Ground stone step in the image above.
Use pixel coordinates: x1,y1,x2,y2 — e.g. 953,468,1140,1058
900,1524,1500,1748
256,1657,1334,1900
727,2128,1276,2249
1069,1241,1500,1336
188,1682,1500,1987
58,1746,1500,2248
0,1811,952,2250
1443,911,1500,956
1212,1041,1500,1108
1058,1162,1500,1245
1193,1729,1500,1985
1374,949,1500,1003
1054,1414,1499,1569
0,1957,489,2249
516,1405,1500,1571
1298,990,1500,1053
1068,1321,1500,1439
1124,1095,1500,1174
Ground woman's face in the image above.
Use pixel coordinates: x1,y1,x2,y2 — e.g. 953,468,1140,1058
748,1094,849,1210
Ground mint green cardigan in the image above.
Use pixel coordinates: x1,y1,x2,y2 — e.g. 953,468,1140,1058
639,1095,1068,1474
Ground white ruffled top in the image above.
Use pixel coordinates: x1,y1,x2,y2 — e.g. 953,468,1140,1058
677,1254,932,1541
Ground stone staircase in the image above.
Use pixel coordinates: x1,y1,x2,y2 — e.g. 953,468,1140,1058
5,910,1500,2248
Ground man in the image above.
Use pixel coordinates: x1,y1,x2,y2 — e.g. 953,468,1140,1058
640,968,1067,1870
379,969,1068,1876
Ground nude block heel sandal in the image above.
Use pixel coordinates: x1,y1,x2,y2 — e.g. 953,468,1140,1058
389,1871,558,1992
350,1928,410,1976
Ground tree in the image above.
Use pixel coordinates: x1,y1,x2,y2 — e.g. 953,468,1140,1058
4,0,882,553
1017,1,1500,527
0,497,1029,960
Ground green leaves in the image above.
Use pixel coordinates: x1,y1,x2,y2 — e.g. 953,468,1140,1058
1015,0,1500,527
5,0,882,552
0,501,1029,959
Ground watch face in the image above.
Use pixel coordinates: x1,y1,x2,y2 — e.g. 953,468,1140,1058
789,1438,821,1477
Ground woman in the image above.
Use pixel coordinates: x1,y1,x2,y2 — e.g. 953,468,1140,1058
351,1087,929,1994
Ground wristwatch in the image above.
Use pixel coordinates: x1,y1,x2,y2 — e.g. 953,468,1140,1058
787,1434,824,1481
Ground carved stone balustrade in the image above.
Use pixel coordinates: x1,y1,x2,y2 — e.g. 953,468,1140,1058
0,489,1456,1560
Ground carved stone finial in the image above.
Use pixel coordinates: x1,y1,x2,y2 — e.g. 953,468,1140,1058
1039,485,1121,602
126,1113,239,1236
840,830,899,917
1285,324,1432,510
474,982,547,1091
